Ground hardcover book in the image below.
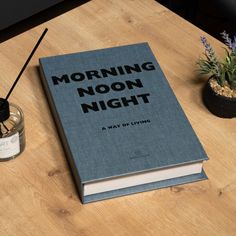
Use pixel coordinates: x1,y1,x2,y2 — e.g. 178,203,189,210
39,43,208,203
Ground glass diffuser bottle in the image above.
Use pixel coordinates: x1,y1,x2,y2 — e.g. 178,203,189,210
0,28,47,161
0,98,25,161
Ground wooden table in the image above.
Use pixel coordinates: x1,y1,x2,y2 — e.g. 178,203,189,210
0,0,236,235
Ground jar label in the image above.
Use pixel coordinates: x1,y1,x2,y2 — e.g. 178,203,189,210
0,132,20,159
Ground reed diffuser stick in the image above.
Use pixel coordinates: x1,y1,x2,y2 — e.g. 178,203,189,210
5,28,48,100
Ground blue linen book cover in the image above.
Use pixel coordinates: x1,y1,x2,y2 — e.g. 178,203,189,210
39,42,208,203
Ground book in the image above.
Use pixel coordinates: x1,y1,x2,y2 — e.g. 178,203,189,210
39,42,208,203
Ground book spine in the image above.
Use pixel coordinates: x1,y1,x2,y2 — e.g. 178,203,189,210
39,61,84,203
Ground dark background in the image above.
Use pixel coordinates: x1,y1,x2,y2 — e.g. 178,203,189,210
0,0,88,43
0,0,63,31
157,0,236,41
0,0,235,43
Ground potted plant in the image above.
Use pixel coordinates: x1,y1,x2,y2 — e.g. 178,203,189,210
197,31,236,118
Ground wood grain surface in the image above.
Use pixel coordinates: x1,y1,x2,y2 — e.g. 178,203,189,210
0,0,235,235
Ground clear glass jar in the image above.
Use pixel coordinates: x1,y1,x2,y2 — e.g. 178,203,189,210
0,102,25,161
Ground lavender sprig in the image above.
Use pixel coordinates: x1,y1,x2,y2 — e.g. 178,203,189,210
200,36,219,64
233,35,236,53
197,32,236,90
199,36,222,80
221,31,236,53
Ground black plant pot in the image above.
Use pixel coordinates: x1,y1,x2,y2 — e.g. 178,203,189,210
202,79,236,118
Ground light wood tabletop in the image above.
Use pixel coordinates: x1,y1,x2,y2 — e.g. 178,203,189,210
0,0,236,235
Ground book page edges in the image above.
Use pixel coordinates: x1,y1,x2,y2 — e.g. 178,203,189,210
84,162,203,195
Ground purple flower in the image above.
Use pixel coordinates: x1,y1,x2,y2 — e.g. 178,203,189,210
200,36,218,63
232,34,236,52
221,31,236,52
200,36,210,50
